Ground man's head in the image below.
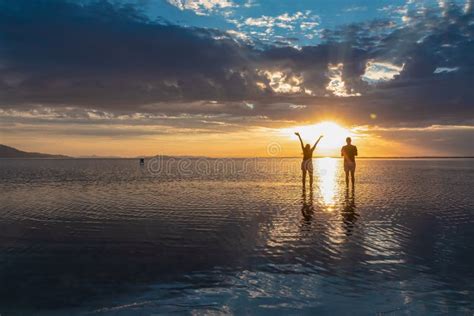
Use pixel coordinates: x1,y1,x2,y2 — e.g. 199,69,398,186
346,137,352,145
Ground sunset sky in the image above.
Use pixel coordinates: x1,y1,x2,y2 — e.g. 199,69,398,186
1,0,473,157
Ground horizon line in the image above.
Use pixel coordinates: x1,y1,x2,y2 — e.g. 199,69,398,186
3,156,474,159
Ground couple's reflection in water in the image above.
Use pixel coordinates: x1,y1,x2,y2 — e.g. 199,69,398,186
300,185,359,236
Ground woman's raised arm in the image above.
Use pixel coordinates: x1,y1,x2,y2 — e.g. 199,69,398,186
295,132,304,150
311,135,323,151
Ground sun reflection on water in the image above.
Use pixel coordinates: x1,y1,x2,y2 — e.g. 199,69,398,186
314,157,338,209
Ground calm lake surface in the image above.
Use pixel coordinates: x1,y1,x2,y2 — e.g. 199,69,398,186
1,158,474,315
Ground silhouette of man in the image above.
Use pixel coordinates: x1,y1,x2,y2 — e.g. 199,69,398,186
341,137,358,186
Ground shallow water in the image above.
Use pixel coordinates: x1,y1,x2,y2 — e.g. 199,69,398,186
1,158,474,315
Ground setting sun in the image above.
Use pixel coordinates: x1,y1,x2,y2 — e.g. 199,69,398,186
281,121,355,151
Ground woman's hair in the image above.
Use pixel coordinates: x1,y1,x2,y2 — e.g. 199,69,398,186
303,144,310,154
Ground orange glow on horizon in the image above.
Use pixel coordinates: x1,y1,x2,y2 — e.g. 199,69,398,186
280,121,356,156
2,120,453,158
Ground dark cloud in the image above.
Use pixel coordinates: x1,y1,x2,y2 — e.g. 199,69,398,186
372,126,474,156
0,0,263,105
0,0,473,128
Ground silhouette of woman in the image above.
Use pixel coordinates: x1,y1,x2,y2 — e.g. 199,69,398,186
295,132,323,188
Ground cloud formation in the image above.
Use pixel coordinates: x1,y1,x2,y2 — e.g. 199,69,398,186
0,0,473,135
361,61,405,84
239,11,320,44
166,0,234,16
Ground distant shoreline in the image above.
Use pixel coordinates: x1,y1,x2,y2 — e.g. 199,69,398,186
3,144,474,160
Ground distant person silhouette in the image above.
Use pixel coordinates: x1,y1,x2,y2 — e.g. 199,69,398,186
295,132,323,188
341,137,358,187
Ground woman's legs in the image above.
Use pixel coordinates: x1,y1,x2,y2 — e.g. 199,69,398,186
302,169,307,187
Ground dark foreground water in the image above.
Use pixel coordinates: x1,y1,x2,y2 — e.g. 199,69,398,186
0,158,473,315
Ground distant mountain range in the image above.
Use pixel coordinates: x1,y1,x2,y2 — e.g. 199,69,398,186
0,144,70,158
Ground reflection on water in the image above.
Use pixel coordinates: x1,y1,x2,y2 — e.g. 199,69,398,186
301,188,314,222
314,157,338,209
341,187,358,236
1,158,474,314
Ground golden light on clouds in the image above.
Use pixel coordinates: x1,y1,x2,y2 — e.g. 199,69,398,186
3,116,469,158
258,70,312,95
326,63,361,97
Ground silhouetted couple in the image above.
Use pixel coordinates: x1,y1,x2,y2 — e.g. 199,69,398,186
295,133,358,187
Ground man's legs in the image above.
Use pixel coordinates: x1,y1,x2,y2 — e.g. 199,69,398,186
345,171,349,186
350,170,355,186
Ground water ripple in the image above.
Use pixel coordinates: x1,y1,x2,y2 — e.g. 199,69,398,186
0,158,473,314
